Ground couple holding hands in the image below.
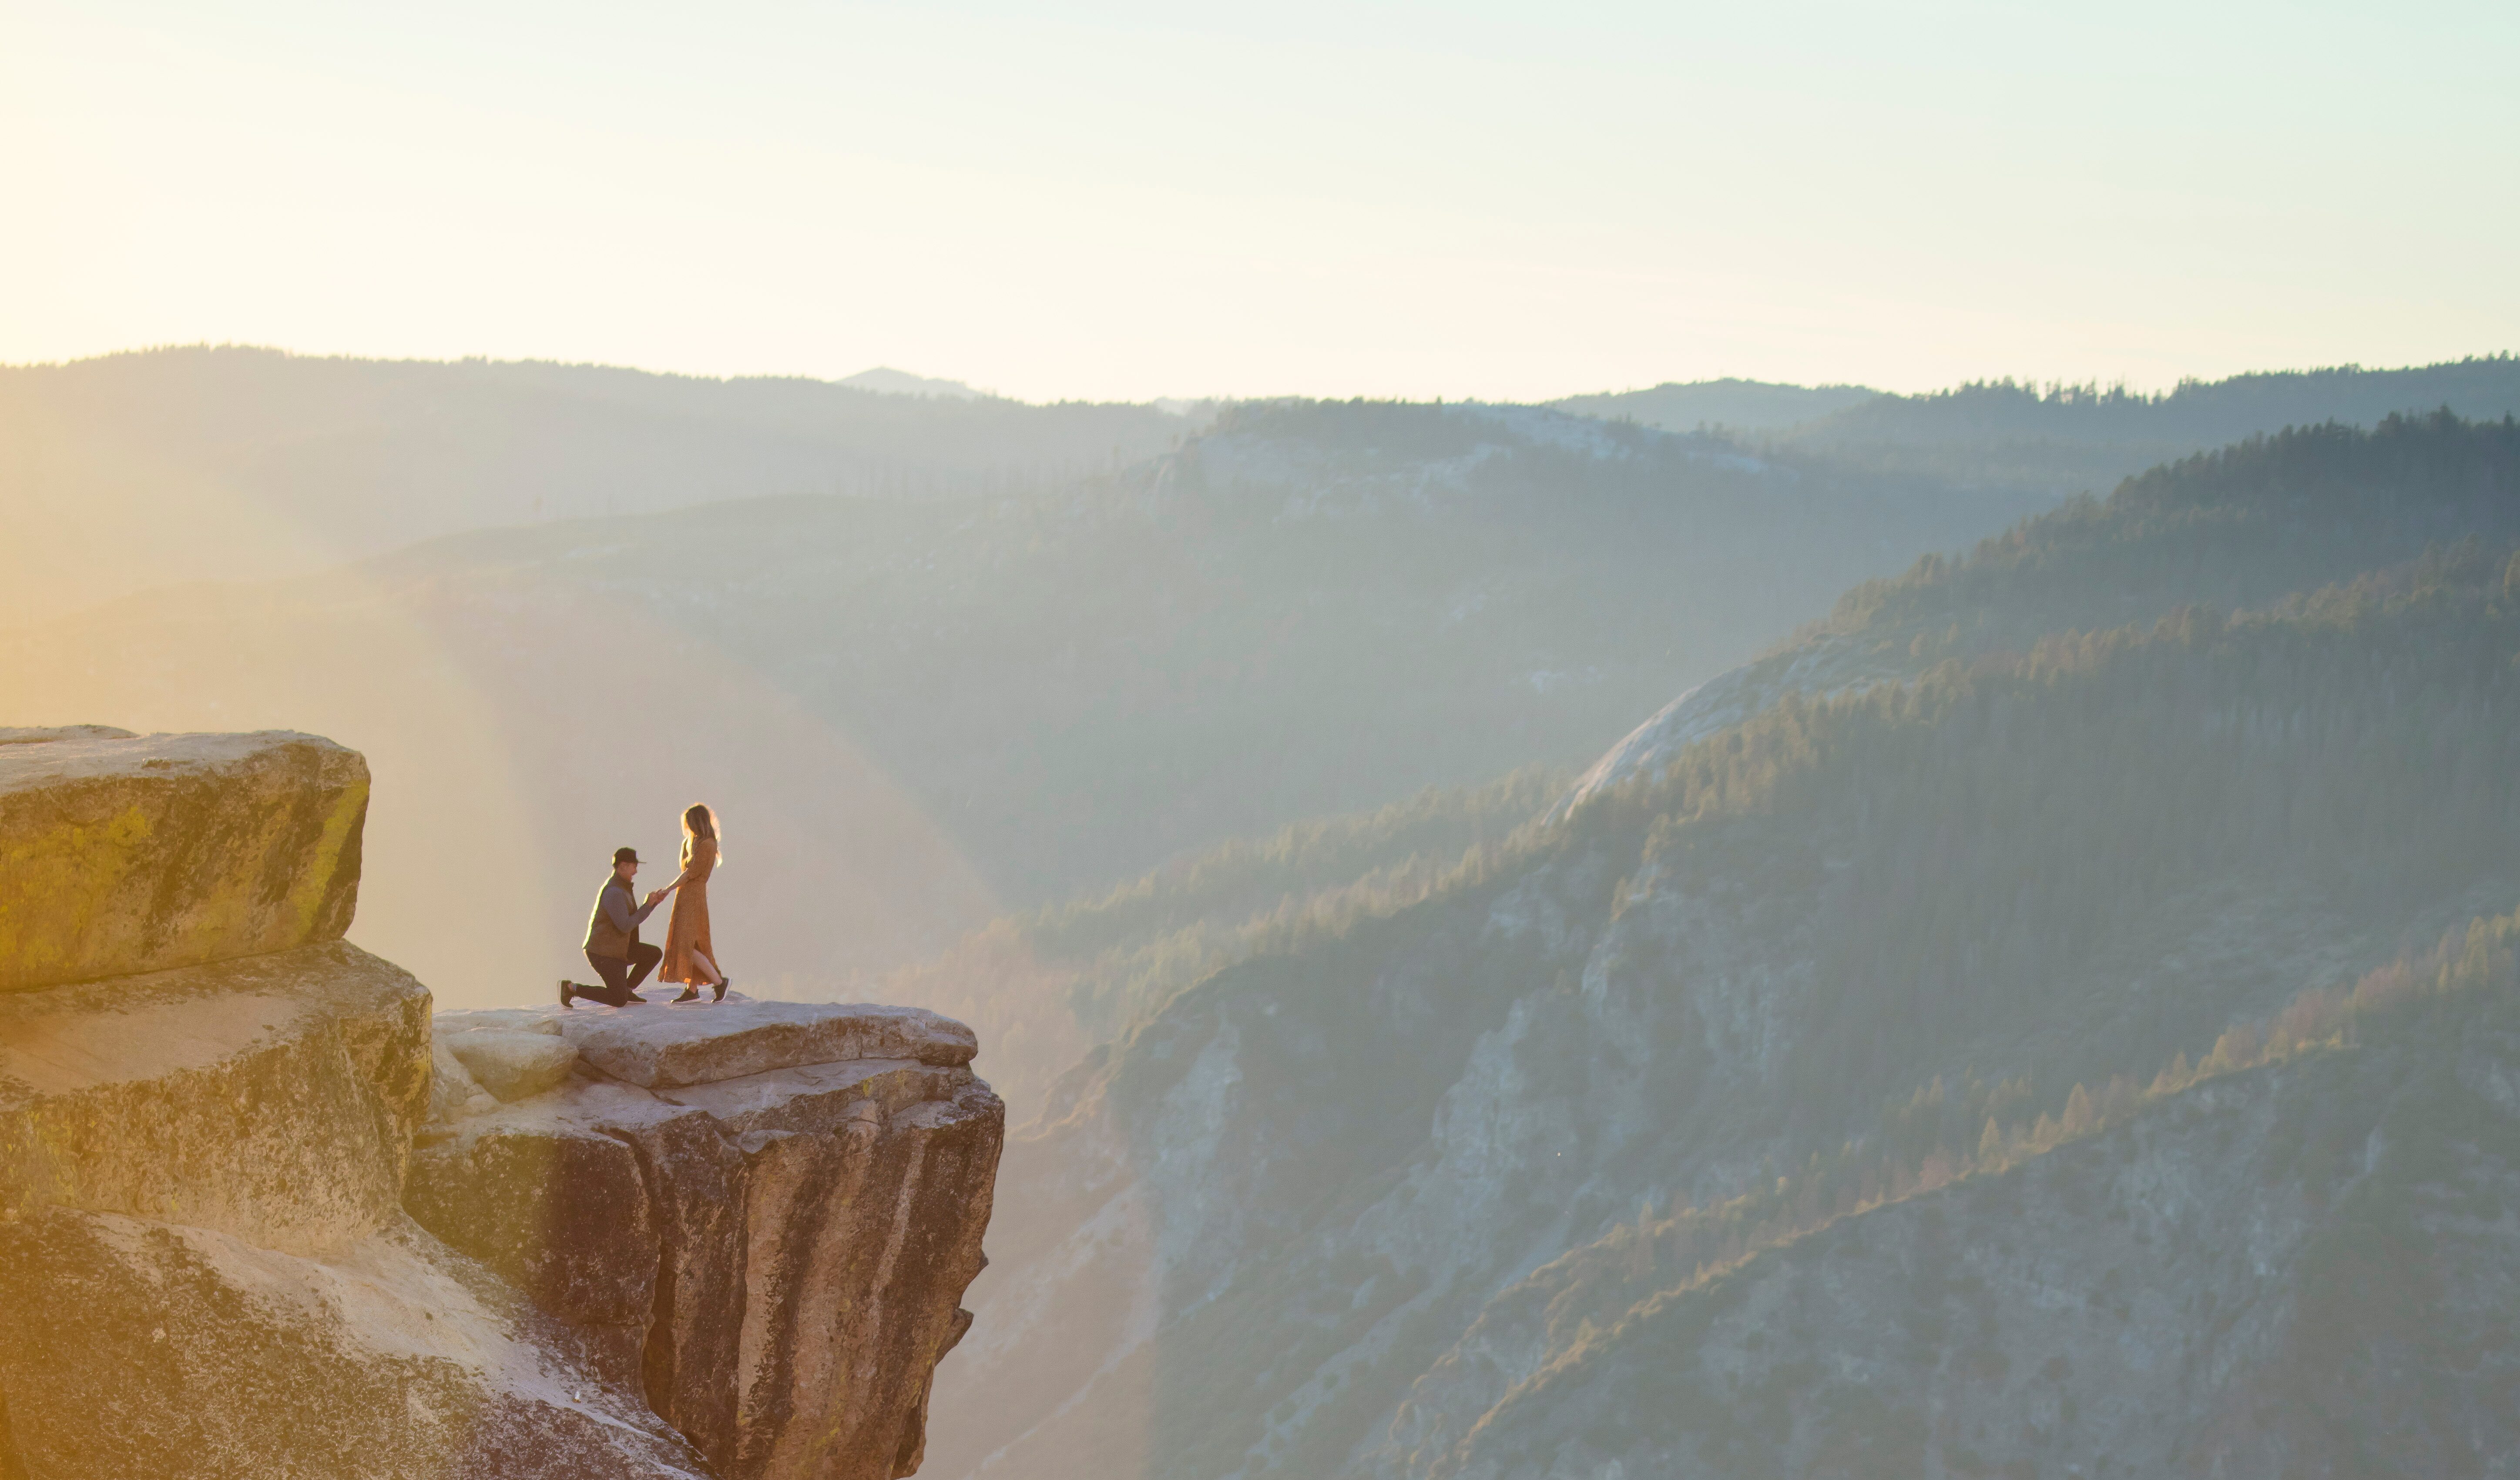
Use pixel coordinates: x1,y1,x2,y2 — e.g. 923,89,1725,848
567,803,733,1008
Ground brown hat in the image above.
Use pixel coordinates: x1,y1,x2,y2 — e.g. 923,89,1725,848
612,846,641,865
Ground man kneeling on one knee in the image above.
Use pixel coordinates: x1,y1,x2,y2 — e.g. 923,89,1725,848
568,846,672,1007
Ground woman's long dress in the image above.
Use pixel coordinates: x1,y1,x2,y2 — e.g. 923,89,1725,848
660,835,718,984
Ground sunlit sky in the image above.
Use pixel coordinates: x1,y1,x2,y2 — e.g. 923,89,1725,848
4,0,2514,402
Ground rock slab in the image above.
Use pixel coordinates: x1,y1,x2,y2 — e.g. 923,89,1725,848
0,729,368,993
542,998,980,1087
0,1208,712,1480
0,939,430,1254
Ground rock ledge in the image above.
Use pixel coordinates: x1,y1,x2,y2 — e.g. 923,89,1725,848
409,1000,1001,1480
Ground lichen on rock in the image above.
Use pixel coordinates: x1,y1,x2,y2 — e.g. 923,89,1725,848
0,728,369,994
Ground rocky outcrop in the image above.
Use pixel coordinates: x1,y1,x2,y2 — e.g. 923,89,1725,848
0,729,1000,1480
1544,633,1899,820
408,1002,1003,1480
0,930,706,1478
0,727,367,993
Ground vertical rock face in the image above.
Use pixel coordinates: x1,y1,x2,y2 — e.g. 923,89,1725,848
406,1008,1004,1480
0,727,368,993
0,729,1000,1480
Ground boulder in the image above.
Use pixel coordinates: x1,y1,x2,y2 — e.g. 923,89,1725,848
444,1031,580,1102
0,729,368,994
545,998,980,1087
0,939,430,1254
431,1041,500,1122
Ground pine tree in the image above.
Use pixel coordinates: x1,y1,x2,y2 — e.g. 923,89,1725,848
2062,1083,2095,1137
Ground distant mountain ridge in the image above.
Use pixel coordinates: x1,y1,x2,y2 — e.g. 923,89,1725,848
1808,355,2520,446
837,366,987,399
0,344,1191,621
1554,356,2520,504
1546,378,1881,432
1770,353,2520,497
12,346,2510,627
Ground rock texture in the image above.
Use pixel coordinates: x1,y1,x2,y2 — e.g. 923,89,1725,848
1381,995,2520,1479
0,730,1002,1480
408,1002,1003,1480
0,727,367,993
0,938,430,1252
0,1209,713,1480
550,999,980,1087
445,1029,581,1102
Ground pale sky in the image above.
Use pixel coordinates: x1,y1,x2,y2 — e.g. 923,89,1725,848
3,0,2513,403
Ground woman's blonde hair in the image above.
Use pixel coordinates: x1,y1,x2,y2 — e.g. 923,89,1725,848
682,804,724,862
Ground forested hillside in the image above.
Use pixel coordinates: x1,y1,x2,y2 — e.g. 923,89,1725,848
1564,411,2520,810
922,412,2520,1480
888,768,1566,1106
879,408,2520,1101
1548,357,2520,499
1815,409,2520,653
1769,354,2520,496
1394,909,2520,1479
1572,563,2520,1132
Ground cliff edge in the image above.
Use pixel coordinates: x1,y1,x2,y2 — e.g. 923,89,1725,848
0,727,1001,1480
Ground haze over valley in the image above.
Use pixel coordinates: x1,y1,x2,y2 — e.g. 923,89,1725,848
13,1,2520,1473
15,352,2517,1071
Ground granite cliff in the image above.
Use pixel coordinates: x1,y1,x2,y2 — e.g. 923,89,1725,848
0,727,1001,1479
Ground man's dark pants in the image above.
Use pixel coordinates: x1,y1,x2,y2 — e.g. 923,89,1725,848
582,943,663,1006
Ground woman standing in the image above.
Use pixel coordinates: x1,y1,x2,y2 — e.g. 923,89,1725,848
660,804,731,1004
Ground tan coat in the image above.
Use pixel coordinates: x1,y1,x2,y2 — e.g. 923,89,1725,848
659,835,719,983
